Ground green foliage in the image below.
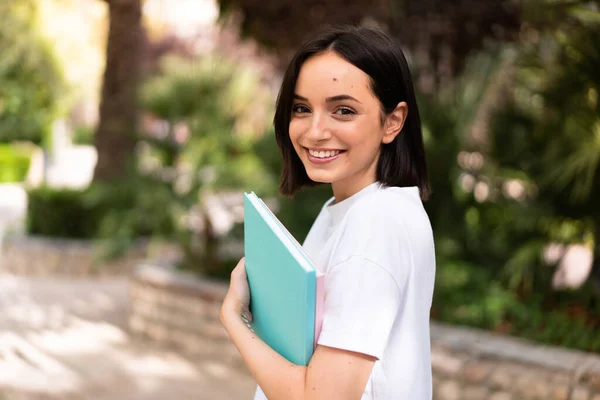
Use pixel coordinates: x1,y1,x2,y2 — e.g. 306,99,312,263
427,0,600,351
85,179,176,259
140,55,275,194
89,54,276,276
72,125,94,146
490,8,600,217
0,1,65,144
26,181,173,242
27,187,101,239
484,2,600,292
0,143,34,183
433,260,600,351
433,261,516,328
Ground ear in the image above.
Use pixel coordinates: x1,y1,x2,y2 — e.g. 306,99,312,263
382,102,408,144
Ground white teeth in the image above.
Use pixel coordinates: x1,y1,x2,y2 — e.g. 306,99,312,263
309,149,341,158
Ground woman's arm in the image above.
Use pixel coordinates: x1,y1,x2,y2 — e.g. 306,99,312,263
221,258,376,400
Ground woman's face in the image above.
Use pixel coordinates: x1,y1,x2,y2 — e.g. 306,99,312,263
289,51,405,201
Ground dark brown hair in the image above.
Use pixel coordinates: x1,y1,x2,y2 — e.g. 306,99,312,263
274,25,431,200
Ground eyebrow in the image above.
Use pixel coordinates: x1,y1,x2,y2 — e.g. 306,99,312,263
293,94,362,104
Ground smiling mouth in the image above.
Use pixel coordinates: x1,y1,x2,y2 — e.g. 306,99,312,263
306,148,347,159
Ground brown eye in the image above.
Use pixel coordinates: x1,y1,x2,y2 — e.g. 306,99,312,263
292,104,310,113
335,107,356,116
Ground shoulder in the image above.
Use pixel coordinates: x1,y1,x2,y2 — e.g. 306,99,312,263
343,186,424,230
330,187,427,269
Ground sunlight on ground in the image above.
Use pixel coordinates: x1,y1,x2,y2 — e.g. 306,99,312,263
117,352,198,379
0,332,82,393
28,319,127,354
0,274,255,399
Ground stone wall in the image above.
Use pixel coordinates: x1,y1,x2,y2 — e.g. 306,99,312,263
130,263,600,400
430,325,600,400
0,236,179,277
129,262,246,369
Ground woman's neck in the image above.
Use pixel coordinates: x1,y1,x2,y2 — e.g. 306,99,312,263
331,179,378,204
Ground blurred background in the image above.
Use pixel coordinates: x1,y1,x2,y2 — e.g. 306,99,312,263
0,0,599,399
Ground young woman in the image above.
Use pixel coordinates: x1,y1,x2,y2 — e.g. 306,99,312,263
221,25,436,400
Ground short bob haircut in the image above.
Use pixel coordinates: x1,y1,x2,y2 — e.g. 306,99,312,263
274,25,431,200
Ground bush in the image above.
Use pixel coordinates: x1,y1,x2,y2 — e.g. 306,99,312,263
27,187,101,239
137,54,274,276
0,143,33,183
26,180,177,242
432,259,600,352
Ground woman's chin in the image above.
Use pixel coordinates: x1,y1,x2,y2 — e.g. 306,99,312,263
306,171,335,184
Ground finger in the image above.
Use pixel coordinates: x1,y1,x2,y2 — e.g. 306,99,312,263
232,267,245,281
244,310,253,323
232,258,246,274
236,257,245,268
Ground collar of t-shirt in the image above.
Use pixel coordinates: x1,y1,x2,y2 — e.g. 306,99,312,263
325,181,383,227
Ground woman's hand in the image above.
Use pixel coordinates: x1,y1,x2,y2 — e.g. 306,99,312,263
221,257,253,324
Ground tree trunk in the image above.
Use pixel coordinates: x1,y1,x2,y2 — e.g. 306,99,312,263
93,0,142,182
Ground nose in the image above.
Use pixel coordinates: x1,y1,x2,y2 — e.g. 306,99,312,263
306,112,332,142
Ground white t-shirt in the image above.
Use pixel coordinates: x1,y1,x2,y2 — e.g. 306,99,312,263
254,182,436,399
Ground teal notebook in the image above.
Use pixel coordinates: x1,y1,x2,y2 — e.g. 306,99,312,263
243,192,324,366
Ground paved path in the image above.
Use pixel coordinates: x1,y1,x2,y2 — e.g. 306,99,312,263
0,184,255,399
0,274,255,400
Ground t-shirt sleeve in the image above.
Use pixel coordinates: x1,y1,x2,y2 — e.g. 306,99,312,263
316,255,401,360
